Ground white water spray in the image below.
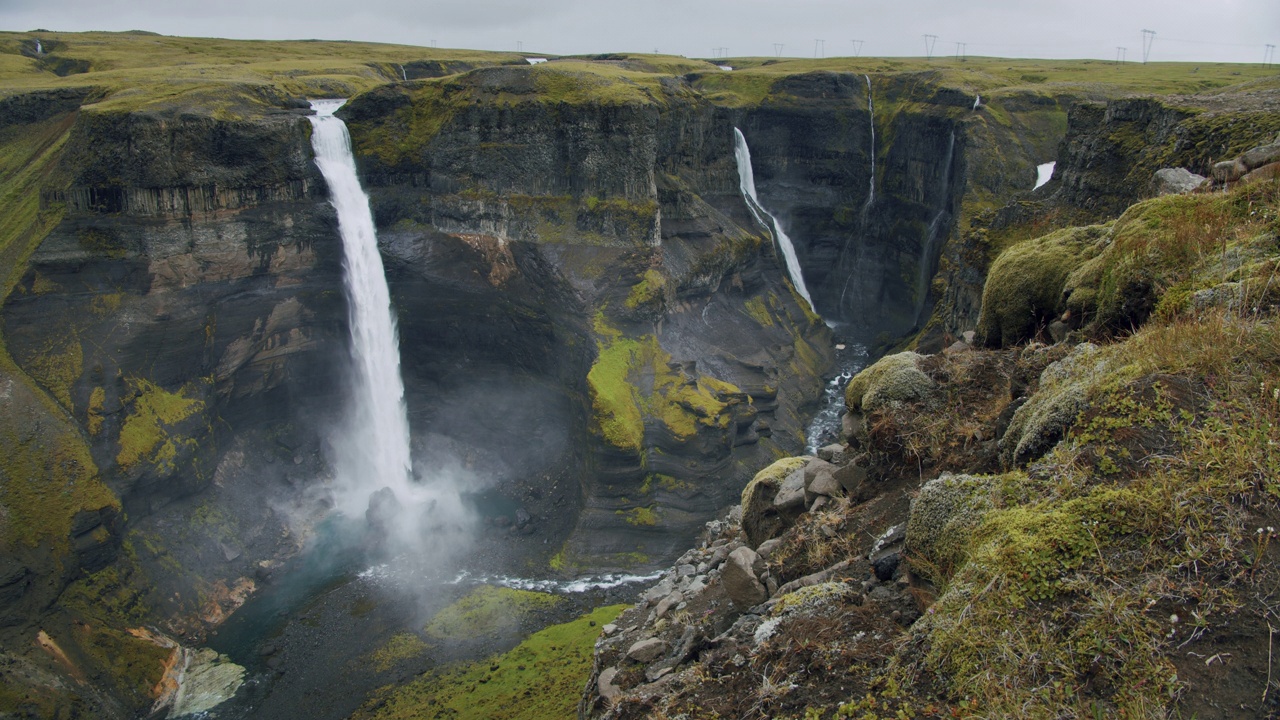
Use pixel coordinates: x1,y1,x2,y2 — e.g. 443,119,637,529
307,100,415,515
733,128,814,312
1034,161,1056,190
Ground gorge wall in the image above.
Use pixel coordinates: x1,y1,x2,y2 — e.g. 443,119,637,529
0,50,1083,718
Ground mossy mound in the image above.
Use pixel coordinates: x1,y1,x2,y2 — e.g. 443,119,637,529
843,351,935,414
1063,184,1280,334
976,224,1109,347
905,472,999,584
999,342,1109,467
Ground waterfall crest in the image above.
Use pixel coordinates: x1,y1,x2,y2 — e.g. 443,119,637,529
733,128,814,313
307,99,414,514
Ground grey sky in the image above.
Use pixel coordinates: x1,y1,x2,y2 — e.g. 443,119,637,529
5,0,1277,63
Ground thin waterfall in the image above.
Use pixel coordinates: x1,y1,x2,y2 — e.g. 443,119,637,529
307,99,414,514
733,128,814,313
35,39,42,55
861,75,876,222
914,131,956,325
399,64,407,81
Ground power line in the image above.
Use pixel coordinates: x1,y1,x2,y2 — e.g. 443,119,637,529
773,43,784,58
923,34,938,59
954,41,967,60
850,39,863,57
1115,46,1127,64
814,38,825,59
1141,29,1156,63
1266,44,1276,67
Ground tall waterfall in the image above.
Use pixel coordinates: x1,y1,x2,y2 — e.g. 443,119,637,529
307,100,415,515
35,39,42,55
733,128,814,312
861,75,877,221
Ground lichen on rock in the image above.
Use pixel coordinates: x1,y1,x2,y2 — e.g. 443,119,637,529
843,351,935,414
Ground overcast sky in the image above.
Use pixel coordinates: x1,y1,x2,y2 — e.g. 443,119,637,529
6,0,1277,63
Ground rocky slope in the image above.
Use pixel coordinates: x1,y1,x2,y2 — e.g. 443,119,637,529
580,103,1280,720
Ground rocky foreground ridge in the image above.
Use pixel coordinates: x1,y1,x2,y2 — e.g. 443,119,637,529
579,130,1280,718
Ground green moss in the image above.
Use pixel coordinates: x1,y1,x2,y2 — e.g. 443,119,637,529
743,295,774,327
424,586,561,643
623,267,665,309
22,332,82,410
976,224,1109,347
586,333,644,452
365,632,428,673
616,506,660,526
906,473,1000,584
357,604,626,720
69,623,171,704
115,377,204,471
87,385,106,435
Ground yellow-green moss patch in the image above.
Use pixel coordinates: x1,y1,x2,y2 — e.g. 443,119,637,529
115,377,204,471
357,604,626,720
424,586,561,643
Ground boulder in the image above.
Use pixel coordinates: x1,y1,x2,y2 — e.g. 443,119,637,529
772,469,807,519
1241,140,1280,171
741,457,809,547
832,461,868,499
1211,159,1247,184
597,667,621,702
654,591,683,619
627,638,669,663
807,469,842,501
1000,343,1107,467
1242,161,1280,186
1150,167,1205,196
722,546,767,609
816,444,847,464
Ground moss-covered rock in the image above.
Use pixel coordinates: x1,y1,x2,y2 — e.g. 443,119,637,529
905,472,999,584
843,352,936,414
740,457,809,548
976,224,1109,347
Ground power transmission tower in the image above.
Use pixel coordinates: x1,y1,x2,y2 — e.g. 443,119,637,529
1266,44,1276,67
1141,29,1156,63
1115,46,1126,64
850,39,863,57
517,40,523,52
774,43,784,57
923,34,938,59
954,41,966,59
814,39,825,58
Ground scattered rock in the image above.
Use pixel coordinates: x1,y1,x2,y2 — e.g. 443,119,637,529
597,667,621,702
722,547,767,609
772,469,807,519
1151,167,1205,195
627,638,668,664
1211,159,1247,184
816,443,847,464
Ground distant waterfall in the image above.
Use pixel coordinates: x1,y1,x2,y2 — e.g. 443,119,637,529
35,39,42,55
1034,161,1056,190
307,100,414,513
733,128,814,313
915,131,956,325
861,75,876,222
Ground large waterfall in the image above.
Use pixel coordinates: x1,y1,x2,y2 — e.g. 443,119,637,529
307,100,415,518
733,128,814,312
